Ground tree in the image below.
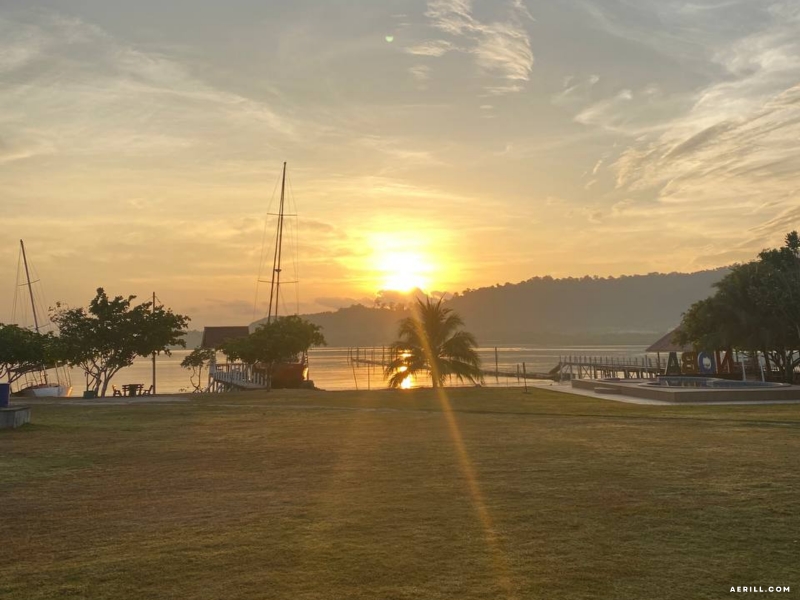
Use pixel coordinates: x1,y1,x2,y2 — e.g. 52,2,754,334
384,297,483,388
51,288,190,396
221,315,326,386
676,232,800,382
0,324,53,385
180,347,216,392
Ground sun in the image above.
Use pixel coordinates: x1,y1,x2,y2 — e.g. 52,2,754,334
365,230,443,294
379,251,430,292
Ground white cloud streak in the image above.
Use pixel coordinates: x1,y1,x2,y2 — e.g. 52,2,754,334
0,11,310,165
591,4,800,251
418,0,534,92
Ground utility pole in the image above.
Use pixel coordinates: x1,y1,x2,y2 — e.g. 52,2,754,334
152,292,157,395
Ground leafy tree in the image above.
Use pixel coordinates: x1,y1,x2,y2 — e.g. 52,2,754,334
677,232,800,382
180,347,216,392
221,315,326,387
0,324,53,385
51,288,190,396
384,297,483,388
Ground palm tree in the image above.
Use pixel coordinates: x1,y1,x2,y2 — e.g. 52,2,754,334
384,297,483,388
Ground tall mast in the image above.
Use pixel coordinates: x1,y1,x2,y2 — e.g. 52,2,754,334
266,162,287,324
20,240,41,333
20,239,48,385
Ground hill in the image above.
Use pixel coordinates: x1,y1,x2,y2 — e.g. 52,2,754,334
279,269,728,347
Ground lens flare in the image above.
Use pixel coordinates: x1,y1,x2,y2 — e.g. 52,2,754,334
410,316,518,598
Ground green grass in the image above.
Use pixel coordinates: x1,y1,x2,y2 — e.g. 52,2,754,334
2,388,799,599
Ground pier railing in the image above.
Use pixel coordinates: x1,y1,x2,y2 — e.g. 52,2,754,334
207,360,269,391
557,355,662,381
346,346,561,386
346,347,666,385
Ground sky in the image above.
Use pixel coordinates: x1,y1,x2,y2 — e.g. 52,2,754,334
1,0,799,327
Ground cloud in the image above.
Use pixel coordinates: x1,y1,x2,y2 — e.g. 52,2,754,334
405,40,454,57
418,0,534,93
0,10,314,166
554,2,800,252
409,64,432,87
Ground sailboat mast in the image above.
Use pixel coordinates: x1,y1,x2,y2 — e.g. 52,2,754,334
20,239,49,385
266,162,287,324
20,240,41,333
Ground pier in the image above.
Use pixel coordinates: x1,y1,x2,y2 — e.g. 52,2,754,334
347,347,562,384
557,355,663,381
207,361,269,392
346,348,666,385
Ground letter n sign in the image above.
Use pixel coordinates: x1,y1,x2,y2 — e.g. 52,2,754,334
666,352,681,375
715,350,735,374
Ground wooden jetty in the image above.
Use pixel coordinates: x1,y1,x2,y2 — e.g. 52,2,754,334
347,347,561,383
207,361,269,392
557,355,662,381
346,348,666,384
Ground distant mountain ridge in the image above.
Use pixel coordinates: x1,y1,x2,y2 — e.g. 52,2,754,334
252,268,729,347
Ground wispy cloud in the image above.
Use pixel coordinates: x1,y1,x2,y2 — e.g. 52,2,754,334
0,10,313,165
405,40,454,57
408,64,432,88
416,0,534,93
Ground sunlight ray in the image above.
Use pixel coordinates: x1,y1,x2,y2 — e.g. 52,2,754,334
410,316,519,599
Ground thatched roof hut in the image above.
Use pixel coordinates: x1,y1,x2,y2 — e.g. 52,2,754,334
201,326,249,349
646,327,692,353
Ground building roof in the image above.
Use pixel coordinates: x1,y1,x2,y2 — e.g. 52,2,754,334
646,327,692,353
201,326,250,349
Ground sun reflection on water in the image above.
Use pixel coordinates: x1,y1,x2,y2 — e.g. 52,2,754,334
397,364,414,389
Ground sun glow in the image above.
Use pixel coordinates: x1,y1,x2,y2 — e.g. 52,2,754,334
367,231,438,293
397,365,414,389
379,251,430,292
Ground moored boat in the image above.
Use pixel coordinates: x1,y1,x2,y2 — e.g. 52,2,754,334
13,240,73,397
15,382,73,398
259,162,310,389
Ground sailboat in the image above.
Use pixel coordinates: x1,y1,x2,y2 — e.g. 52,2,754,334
13,240,73,397
259,162,309,389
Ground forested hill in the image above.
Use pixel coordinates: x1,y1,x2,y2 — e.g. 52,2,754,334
295,269,729,347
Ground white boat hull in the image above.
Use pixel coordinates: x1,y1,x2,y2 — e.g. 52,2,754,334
17,384,73,398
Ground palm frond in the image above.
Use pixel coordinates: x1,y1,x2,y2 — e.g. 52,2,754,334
385,296,481,388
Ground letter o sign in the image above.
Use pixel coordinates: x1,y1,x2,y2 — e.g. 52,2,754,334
697,351,715,374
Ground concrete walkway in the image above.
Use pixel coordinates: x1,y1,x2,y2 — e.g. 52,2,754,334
531,381,800,406
21,395,190,406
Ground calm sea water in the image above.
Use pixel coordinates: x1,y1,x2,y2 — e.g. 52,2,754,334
61,345,650,394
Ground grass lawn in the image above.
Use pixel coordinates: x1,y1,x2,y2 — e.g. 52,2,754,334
2,387,799,599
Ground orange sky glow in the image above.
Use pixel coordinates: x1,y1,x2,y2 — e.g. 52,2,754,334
2,2,799,326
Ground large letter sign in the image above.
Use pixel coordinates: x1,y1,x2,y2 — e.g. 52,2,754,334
715,350,735,374
697,351,715,374
681,352,698,374
666,352,681,375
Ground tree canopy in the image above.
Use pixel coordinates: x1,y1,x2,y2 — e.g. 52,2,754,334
180,347,216,393
0,324,54,385
51,288,190,396
221,315,326,381
676,232,800,382
384,297,483,388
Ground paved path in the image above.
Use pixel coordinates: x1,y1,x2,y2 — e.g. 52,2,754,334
532,381,800,406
